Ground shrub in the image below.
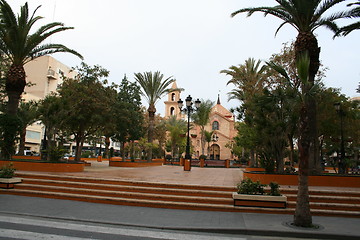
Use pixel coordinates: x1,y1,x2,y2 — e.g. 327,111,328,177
269,182,281,196
237,178,265,195
237,179,282,196
0,163,16,178
199,155,207,160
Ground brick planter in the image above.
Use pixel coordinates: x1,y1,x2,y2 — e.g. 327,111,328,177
0,178,22,189
0,160,85,172
233,192,287,208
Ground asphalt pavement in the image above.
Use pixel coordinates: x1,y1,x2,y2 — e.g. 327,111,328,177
0,194,359,239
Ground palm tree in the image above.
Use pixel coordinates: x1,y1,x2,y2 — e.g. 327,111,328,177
0,0,83,115
221,58,267,167
337,1,360,36
231,0,351,227
0,0,82,159
204,130,214,159
222,58,267,102
166,115,187,158
134,71,177,161
191,100,214,155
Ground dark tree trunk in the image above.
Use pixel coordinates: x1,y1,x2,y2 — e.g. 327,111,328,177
18,127,27,156
74,134,84,162
288,134,295,166
121,142,126,161
105,136,110,159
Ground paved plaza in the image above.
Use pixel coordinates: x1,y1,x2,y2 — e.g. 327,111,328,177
46,161,243,187
1,161,359,239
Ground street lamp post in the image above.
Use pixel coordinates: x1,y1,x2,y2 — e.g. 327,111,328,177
212,133,219,160
334,102,345,174
178,95,201,171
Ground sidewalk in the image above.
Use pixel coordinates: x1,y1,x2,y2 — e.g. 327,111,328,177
3,161,360,239
1,194,359,239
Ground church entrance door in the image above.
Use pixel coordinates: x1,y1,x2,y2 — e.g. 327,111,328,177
210,144,220,160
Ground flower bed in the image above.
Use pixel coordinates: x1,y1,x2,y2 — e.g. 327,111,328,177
244,171,360,187
109,160,163,167
0,160,85,172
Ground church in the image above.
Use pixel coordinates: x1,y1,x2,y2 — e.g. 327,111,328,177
164,81,237,160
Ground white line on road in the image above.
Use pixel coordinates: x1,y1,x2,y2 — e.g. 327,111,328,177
0,215,245,240
0,229,95,240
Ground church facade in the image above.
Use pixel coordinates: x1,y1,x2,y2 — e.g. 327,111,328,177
164,82,237,160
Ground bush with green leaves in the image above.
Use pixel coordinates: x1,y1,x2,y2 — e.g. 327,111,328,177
269,182,281,196
237,178,266,195
0,163,16,178
237,178,282,196
199,155,207,160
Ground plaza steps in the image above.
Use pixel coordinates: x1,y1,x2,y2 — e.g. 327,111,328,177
1,173,359,218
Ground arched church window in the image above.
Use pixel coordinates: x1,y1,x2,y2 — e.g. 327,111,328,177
171,93,176,101
212,121,219,130
170,107,175,115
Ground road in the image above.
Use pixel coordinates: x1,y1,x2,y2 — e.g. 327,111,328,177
0,213,322,240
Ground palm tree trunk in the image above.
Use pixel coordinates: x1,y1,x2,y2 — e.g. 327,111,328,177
147,106,156,162
294,104,312,227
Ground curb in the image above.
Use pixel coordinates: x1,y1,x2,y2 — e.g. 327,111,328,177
1,211,359,240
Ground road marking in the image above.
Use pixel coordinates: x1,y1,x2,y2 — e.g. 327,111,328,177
0,215,245,240
0,229,93,240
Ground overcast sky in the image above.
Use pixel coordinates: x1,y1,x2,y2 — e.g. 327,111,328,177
10,0,360,116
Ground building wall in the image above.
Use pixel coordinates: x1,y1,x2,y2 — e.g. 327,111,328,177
164,83,237,160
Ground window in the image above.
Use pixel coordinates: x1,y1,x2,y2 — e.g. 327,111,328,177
26,130,41,140
170,107,175,115
212,121,219,130
171,93,176,101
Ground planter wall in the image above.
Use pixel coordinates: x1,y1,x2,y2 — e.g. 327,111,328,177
0,160,85,172
233,193,287,208
245,167,266,172
244,171,360,188
0,178,22,189
12,156,41,160
109,161,163,168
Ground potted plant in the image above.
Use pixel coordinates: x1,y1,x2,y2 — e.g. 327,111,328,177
199,155,207,167
232,178,287,208
0,163,22,189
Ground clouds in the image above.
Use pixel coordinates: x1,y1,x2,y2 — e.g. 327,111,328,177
10,0,360,115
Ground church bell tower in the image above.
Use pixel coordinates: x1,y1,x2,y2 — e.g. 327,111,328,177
164,81,183,119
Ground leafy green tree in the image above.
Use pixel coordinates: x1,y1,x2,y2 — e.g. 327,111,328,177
231,1,352,227
0,0,82,159
191,99,214,155
112,76,144,161
134,71,177,161
37,95,65,161
17,100,39,155
165,115,187,158
58,63,113,161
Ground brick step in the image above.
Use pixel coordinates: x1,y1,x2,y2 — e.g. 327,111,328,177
4,188,360,218
21,178,232,198
16,184,233,205
16,173,235,192
287,201,360,211
1,188,293,214
285,194,360,204
281,189,360,198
